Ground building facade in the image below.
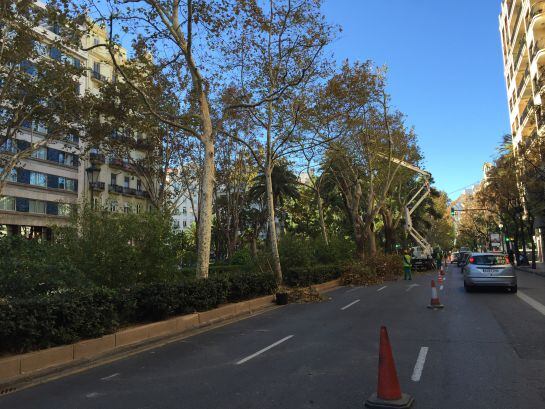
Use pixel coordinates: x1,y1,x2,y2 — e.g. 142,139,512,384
499,0,545,261
0,6,153,238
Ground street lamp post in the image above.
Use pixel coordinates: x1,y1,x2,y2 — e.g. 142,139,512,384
85,165,101,209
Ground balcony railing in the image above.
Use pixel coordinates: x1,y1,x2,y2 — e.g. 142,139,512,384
108,157,129,169
123,187,137,196
91,70,108,82
531,1,545,19
108,184,124,194
514,40,526,70
521,100,535,125
89,152,105,164
89,181,105,191
517,67,530,98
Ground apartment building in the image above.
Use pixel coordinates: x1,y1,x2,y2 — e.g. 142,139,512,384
0,5,153,238
499,0,545,260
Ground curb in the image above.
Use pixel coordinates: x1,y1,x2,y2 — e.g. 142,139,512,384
514,265,545,278
0,295,275,388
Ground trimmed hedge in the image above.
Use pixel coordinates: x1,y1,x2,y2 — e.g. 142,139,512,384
284,264,344,287
0,272,276,354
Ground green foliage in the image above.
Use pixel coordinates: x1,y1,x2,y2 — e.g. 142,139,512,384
284,264,343,287
0,288,118,353
53,208,184,288
279,234,314,269
0,273,276,354
229,248,253,265
0,236,90,297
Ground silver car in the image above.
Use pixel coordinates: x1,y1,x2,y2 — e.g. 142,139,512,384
463,252,517,292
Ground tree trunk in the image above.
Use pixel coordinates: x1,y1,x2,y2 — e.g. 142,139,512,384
364,223,377,257
251,234,258,259
196,138,214,279
316,190,329,246
265,165,282,283
352,213,365,261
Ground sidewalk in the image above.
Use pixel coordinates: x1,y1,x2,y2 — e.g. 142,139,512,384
514,261,545,278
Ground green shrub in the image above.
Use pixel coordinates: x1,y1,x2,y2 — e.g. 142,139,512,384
0,288,118,353
279,234,313,269
223,271,277,301
0,272,275,354
284,264,343,287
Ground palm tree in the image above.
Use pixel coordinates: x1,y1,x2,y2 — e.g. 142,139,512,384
249,162,300,235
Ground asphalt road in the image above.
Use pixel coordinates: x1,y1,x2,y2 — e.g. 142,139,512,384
3,264,545,409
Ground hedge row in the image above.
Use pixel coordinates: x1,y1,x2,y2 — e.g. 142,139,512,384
0,272,276,354
284,264,344,287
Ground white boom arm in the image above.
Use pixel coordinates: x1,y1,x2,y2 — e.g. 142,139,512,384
376,153,433,257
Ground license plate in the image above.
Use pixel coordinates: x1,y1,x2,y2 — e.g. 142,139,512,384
481,268,499,273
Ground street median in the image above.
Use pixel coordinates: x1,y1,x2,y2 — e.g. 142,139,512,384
0,296,275,386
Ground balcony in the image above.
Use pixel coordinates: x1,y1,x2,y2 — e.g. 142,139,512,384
123,187,137,196
517,67,530,98
514,40,526,71
89,152,105,164
520,100,536,125
89,181,105,191
531,1,545,19
108,184,123,194
91,70,108,82
108,157,128,169
135,190,150,198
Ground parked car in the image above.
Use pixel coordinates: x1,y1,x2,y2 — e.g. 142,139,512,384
451,252,460,264
463,253,517,293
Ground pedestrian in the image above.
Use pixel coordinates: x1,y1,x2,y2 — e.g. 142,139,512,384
403,250,412,280
436,250,443,272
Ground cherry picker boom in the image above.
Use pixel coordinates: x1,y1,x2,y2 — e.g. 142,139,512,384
377,153,434,269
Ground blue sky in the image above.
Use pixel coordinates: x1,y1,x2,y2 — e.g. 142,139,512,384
322,0,509,198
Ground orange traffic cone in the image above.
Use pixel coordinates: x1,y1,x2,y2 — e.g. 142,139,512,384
365,327,415,409
428,280,444,309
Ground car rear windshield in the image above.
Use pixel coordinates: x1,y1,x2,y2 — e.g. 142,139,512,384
470,255,508,265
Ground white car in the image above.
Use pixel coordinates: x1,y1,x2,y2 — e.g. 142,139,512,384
463,252,517,293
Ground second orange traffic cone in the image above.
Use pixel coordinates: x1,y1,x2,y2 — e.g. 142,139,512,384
428,280,444,309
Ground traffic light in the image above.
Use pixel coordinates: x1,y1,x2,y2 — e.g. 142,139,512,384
505,237,510,243
450,207,455,216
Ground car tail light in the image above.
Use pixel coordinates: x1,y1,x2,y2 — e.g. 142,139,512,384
505,256,510,264
469,257,475,264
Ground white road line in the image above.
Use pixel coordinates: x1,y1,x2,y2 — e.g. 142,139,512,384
377,286,387,292
517,291,545,316
340,299,361,310
405,284,420,292
100,373,120,381
236,335,294,365
411,347,429,382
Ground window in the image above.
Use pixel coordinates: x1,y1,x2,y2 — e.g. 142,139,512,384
28,200,46,214
93,37,100,46
58,203,71,216
65,179,76,192
109,200,118,212
93,61,101,74
136,204,142,214
49,47,62,61
30,171,47,187
173,220,180,228
1,139,16,153
0,196,15,211
7,168,17,182
136,179,142,191
31,147,47,160
58,177,66,190
123,203,131,213
32,121,47,134
111,174,117,186
124,176,130,189
183,221,187,228
182,207,187,214
64,153,74,166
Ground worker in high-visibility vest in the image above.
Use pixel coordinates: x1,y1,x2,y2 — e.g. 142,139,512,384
403,250,412,280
